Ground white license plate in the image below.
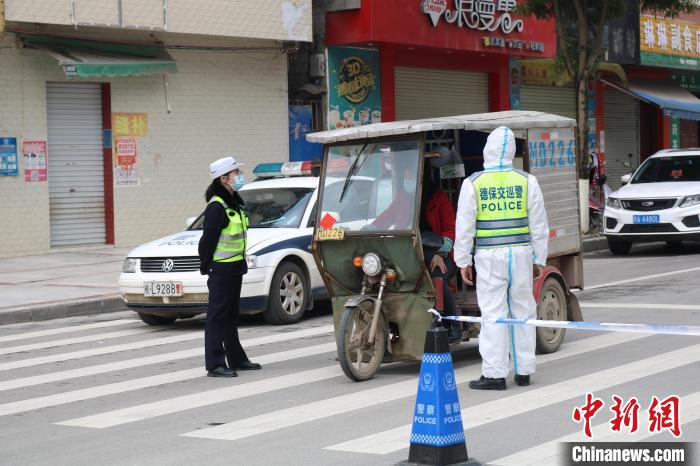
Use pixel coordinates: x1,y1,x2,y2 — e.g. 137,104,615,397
633,215,660,224
144,282,183,297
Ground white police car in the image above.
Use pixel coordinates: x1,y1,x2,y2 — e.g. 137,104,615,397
604,149,700,254
119,161,328,325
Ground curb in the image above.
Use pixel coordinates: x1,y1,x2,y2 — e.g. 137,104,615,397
582,236,608,253
0,295,128,326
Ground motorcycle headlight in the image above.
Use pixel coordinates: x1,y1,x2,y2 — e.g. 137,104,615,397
606,197,622,209
679,194,700,208
361,253,383,277
246,255,257,269
122,258,139,273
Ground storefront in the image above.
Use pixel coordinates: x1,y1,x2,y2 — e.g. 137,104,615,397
515,59,577,120
0,1,310,258
599,11,700,188
324,0,556,126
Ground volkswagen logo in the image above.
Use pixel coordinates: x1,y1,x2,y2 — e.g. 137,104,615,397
642,201,654,207
161,259,174,272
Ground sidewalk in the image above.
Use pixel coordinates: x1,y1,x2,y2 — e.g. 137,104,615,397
0,237,610,326
0,246,131,325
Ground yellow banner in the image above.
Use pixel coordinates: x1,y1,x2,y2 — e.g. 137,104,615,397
111,113,148,137
640,14,700,58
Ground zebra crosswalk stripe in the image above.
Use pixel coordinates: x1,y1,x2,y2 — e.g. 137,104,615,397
0,343,336,417
0,319,140,344
0,324,332,372
58,362,339,429
0,327,158,356
324,342,700,455
180,332,651,442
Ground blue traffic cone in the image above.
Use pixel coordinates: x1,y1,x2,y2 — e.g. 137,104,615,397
401,323,480,466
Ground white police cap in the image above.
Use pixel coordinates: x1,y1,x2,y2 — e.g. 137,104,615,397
210,156,240,179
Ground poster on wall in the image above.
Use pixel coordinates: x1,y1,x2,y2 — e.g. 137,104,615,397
22,138,48,182
114,136,139,186
289,105,322,162
327,46,381,129
111,112,147,186
509,58,521,110
0,137,19,176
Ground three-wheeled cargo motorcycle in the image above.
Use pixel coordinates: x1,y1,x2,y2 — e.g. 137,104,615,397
307,111,584,381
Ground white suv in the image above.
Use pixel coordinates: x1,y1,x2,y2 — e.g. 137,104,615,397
604,148,700,254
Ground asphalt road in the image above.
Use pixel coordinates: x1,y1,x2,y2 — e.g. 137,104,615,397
1,243,699,466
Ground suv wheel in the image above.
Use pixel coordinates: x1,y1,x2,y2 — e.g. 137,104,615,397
607,238,632,255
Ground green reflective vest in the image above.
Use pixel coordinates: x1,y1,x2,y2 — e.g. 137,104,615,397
210,196,248,263
471,170,530,248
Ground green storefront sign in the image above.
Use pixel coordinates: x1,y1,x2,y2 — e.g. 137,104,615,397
327,46,381,130
671,117,681,149
640,52,699,71
672,71,700,92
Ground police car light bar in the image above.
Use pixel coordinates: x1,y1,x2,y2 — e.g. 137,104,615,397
253,161,314,178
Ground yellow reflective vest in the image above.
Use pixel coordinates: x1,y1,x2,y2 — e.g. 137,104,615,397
471,169,530,248
210,196,248,263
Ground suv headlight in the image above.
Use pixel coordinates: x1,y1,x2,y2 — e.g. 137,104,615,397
679,194,700,208
606,197,621,209
361,253,383,276
122,258,139,273
246,255,257,269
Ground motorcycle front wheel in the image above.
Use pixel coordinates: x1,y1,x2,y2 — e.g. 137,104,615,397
337,301,386,381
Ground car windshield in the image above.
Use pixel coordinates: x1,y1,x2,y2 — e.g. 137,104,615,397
632,155,700,183
241,188,314,228
188,187,314,230
319,140,420,232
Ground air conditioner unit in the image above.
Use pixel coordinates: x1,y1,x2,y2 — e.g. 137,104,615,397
310,53,326,78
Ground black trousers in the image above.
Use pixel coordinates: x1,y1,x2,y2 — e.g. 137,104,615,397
205,262,248,371
424,250,458,331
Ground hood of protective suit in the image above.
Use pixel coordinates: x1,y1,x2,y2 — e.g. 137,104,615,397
483,126,515,170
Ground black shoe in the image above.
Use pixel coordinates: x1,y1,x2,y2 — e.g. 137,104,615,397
232,360,262,371
514,374,530,386
207,366,237,378
448,326,462,344
469,375,506,390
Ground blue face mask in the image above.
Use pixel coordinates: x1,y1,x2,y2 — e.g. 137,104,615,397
232,174,245,191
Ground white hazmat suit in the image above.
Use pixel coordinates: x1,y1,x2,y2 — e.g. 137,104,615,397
454,126,549,382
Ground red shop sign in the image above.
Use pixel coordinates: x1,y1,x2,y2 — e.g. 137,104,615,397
327,0,556,58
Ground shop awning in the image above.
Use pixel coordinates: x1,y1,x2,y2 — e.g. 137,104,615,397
602,78,700,121
22,36,177,78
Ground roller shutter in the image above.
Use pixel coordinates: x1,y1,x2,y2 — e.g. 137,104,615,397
395,67,489,120
520,85,577,120
47,82,106,247
604,89,640,190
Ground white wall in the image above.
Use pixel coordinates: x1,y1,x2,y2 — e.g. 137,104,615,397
0,34,289,257
4,0,312,42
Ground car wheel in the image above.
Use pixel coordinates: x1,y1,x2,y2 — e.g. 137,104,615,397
263,262,308,325
536,278,567,354
607,238,632,255
666,241,683,250
138,313,177,325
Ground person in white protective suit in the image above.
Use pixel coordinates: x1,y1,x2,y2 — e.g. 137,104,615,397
454,126,549,390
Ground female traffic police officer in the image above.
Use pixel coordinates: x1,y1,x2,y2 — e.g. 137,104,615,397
454,126,549,390
198,156,261,377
